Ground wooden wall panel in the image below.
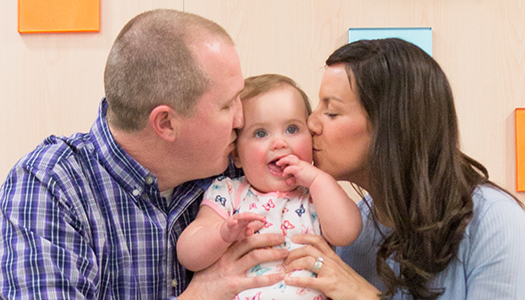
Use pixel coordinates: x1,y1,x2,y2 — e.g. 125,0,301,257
1,0,525,202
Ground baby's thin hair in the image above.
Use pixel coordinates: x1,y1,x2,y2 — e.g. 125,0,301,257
241,74,311,114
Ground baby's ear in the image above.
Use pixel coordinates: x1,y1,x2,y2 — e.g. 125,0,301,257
231,148,242,168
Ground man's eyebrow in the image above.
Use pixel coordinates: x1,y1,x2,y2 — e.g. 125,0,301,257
229,90,243,103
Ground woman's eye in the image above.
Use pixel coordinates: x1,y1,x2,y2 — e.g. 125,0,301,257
324,112,338,118
254,130,267,138
286,125,299,134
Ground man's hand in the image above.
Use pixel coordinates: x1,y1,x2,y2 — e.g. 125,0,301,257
178,233,287,300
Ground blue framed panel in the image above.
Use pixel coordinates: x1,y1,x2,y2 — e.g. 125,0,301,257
348,27,432,56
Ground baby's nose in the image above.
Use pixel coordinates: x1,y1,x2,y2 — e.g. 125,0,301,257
271,139,288,150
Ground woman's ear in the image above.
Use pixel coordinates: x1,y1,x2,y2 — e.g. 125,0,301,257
149,105,180,142
231,147,242,168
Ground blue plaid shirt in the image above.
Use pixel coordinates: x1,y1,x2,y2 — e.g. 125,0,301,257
0,99,240,299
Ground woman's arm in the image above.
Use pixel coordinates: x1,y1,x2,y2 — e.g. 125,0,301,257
279,155,363,246
283,234,381,300
176,206,266,271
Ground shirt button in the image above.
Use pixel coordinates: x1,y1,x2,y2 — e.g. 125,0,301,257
145,176,154,185
132,189,140,196
171,279,178,287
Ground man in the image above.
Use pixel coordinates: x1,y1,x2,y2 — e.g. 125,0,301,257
0,9,286,299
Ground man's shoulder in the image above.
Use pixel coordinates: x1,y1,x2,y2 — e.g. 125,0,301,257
1,132,98,213
12,133,94,179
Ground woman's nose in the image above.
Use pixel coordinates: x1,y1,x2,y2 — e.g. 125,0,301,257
308,111,322,135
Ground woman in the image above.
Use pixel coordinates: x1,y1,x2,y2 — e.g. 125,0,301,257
283,38,525,299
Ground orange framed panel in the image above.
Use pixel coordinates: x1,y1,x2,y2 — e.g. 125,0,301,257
516,108,525,191
18,0,100,33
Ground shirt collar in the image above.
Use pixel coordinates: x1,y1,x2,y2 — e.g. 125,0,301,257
90,98,212,197
89,98,153,196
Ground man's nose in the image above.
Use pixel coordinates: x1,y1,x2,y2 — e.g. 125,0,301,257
233,98,244,129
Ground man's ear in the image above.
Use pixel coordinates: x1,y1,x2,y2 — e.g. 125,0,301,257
231,147,243,168
149,105,180,142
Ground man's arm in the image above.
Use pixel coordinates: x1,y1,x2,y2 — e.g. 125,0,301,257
0,166,98,299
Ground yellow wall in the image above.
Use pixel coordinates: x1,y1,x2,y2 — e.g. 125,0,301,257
1,0,524,202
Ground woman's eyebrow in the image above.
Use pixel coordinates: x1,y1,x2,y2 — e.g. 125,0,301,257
322,96,343,103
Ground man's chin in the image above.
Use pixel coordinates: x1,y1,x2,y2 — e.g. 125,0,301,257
215,159,231,175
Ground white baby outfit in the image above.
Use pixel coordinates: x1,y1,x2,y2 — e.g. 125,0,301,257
201,176,326,300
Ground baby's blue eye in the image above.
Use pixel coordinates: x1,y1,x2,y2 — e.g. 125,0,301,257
254,130,267,138
286,125,299,134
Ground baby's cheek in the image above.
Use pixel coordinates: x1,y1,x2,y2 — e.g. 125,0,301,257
242,147,269,171
295,141,314,163
252,148,269,164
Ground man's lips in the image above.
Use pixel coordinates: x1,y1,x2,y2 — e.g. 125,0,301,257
228,134,237,148
227,140,236,153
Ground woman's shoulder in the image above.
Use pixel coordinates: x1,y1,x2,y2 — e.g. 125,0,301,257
462,184,525,257
470,185,525,225
448,185,525,299
472,184,518,202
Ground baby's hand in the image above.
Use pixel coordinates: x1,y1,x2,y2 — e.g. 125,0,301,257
221,212,266,243
277,154,319,188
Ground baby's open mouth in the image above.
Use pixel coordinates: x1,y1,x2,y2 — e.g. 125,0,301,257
267,158,285,176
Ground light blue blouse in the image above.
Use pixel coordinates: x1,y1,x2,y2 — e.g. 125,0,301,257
336,185,525,299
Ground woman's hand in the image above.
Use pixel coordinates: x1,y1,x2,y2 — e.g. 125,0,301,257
283,234,381,300
178,233,288,300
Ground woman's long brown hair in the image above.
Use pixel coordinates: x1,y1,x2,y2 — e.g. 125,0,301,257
326,38,522,299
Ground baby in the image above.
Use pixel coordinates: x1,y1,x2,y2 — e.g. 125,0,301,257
177,74,362,300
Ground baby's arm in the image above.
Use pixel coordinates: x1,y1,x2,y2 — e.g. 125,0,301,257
177,206,266,271
278,155,362,246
